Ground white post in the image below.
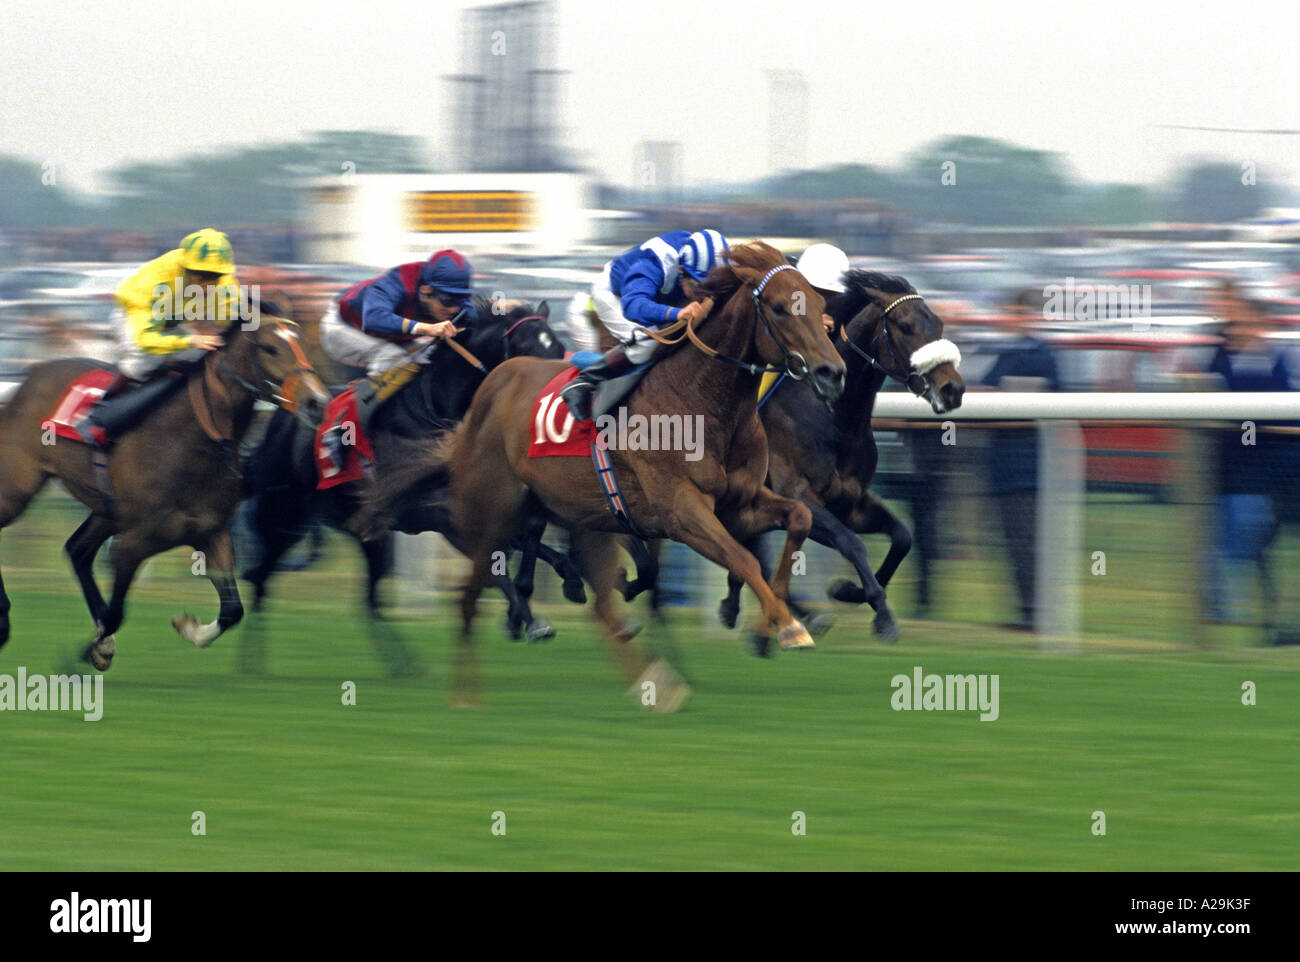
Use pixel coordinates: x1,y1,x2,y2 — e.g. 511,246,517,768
1035,419,1084,650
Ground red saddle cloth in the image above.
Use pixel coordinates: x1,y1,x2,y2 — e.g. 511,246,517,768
527,366,596,457
314,387,375,489
45,369,118,445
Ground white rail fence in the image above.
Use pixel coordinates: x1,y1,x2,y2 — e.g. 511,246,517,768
877,387,1300,648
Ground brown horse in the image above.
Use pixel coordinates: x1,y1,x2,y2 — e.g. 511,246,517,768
0,312,329,668
439,241,846,707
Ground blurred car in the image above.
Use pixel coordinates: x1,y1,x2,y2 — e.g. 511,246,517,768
1048,332,1222,496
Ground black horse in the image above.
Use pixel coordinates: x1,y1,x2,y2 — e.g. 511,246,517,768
710,270,965,648
240,298,581,637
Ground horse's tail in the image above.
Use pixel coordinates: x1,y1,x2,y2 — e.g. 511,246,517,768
353,425,463,542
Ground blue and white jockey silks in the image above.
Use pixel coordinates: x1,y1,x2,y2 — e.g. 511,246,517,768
593,229,729,364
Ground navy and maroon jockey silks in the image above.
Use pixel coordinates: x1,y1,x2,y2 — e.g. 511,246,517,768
336,250,474,343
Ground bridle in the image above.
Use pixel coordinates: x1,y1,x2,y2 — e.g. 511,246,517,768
840,292,931,394
193,319,320,442
502,314,547,360
747,263,812,381
218,319,316,411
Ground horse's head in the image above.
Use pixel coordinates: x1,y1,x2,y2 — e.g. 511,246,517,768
838,271,964,414
218,298,330,427
459,298,565,368
500,300,565,361
703,241,846,404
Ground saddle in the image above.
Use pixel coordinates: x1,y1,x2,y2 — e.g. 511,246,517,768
54,354,205,447
567,349,650,421
593,366,651,421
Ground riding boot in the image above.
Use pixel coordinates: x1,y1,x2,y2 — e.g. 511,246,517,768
77,372,137,445
81,370,186,445
560,345,633,423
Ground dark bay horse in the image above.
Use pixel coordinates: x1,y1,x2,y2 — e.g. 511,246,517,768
436,241,847,708
0,313,329,668
242,298,574,637
715,270,964,642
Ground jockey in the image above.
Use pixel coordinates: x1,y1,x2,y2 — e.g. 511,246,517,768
81,227,238,443
560,229,729,422
317,248,475,468
794,242,851,333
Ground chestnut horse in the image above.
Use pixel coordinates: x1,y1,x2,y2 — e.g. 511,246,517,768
0,312,329,668
440,241,846,708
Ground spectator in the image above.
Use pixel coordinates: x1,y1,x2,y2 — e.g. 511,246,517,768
1204,280,1296,638
979,289,1060,630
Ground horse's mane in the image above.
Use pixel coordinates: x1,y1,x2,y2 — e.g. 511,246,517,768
831,270,918,326
695,240,789,303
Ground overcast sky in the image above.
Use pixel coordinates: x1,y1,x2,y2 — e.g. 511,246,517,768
3,0,1298,195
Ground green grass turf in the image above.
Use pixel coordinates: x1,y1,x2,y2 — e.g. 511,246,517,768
0,494,1297,870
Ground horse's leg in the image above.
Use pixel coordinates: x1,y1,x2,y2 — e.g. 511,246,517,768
360,534,392,618
813,503,899,641
0,456,52,648
449,465,532,702
717,534,764,629
616,535,658,601
867,498,913,589
64,514,117,632
240,486,312,611
85,529,156,670
536,541,586,603
507,513,555,641
829,495,913,597
173,527,244,649
571,528,686,710
0,553,9,649
667,486,811,656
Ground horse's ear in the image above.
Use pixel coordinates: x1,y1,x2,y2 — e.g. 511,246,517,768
260,290,293,321
537,300,550,319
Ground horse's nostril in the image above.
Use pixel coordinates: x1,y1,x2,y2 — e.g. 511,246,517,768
813,365,845,399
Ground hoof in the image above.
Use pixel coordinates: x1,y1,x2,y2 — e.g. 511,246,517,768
173,614,220,648
450,693,484,709
614,621,642,644
718,598,739,630
745,631,772,658
84,633,116,671
827,578,866,605
778,621,816,651
873,609,900,643
525,619,555,642
628,658,690,713
806,613,835,637
504,616,524,641
562,579,587,604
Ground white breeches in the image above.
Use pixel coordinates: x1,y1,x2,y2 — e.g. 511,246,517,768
319,304,418,378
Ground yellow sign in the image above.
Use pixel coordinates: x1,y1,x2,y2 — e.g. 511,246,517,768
403,191,535,233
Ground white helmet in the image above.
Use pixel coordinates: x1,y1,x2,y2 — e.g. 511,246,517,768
796,243,849,294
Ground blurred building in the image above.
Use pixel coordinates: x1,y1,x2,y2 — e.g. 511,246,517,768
633,141,684,204
446,0,568,173
766,69,809,173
